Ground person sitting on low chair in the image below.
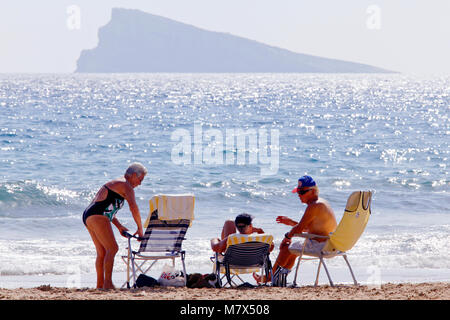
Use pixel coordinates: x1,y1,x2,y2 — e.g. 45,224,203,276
254,175,337,283
211,213,274,253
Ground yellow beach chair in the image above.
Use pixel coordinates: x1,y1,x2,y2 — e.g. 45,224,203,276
121,194,195,288
213,233,273,287
287,191,372,287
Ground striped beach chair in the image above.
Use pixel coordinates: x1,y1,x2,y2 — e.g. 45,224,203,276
213,233,273,287
286,191,372,287
121,194,194,288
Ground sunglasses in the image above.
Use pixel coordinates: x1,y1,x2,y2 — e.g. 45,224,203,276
297,188,312,195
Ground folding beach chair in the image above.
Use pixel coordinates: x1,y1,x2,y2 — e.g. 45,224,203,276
281,191,372,287
121,194,195,288
213,233,273,288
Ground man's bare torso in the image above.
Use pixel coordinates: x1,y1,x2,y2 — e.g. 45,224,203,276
303,198,337,240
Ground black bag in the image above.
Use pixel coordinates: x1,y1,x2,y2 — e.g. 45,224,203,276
187,273,220,288
135,274,159,288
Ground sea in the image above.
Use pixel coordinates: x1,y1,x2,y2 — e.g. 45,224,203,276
0,73,449,288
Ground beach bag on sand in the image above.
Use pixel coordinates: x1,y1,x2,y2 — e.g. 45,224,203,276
187,273,220,288
136,274,159,288
158,264,186,287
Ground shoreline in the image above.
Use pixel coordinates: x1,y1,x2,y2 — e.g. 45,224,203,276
2,265,449,290
0,282,448,300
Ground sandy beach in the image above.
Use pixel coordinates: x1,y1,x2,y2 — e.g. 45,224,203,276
0,282,448,300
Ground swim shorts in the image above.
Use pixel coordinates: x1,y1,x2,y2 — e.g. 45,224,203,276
288,239,326,255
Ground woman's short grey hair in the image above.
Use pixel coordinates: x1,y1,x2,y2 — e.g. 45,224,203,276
125,162,148,177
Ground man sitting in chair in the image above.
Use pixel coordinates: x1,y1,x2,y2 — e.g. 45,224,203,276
254,175,337,283
211,213,274,253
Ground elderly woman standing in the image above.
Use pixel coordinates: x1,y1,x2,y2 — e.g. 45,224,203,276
82,162,147,289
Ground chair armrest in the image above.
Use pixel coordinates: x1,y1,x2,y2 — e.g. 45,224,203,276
292,233,330,240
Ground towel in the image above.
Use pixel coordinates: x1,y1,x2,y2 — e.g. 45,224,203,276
226,233,273,248
149,194,195,221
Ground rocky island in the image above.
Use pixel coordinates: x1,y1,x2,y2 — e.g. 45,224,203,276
76,8,392,73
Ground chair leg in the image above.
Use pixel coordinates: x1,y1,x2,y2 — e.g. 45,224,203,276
267,264,273,286
319,256,334,287
282,271,287,287
120,255,130,289
292,255,302,287
220,272,238,288
123,258,130,289
228,275,239,287
126,238,132,289
220,274,227,287
225,264,232,287
214,253,222,288
181,251,187,286
264,256,273,286
131,253,137,288
235,274,245,284
215,272,222,288
216,270,222,288
343,254,358,285
140,260,157,275
314,260,322,287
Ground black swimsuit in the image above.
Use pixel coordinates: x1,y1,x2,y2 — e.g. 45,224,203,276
82,185,125,225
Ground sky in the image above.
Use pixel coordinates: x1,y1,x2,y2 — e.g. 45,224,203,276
0,0,449,74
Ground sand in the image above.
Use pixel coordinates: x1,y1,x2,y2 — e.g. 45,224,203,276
0,282,448,300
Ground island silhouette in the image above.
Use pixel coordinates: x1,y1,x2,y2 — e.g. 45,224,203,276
76,8,393,73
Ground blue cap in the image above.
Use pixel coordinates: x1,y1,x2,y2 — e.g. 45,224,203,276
292,175,316,193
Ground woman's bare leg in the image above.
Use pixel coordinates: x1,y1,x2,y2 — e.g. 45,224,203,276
86,215,119,289
86,227,106,288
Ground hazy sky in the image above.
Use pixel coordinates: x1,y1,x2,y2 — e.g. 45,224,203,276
1,0,449,74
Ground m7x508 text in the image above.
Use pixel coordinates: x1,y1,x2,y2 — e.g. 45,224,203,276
224,304,270,315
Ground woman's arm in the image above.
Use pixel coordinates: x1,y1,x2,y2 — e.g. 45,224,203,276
112,217,129,237
123,185,144,238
